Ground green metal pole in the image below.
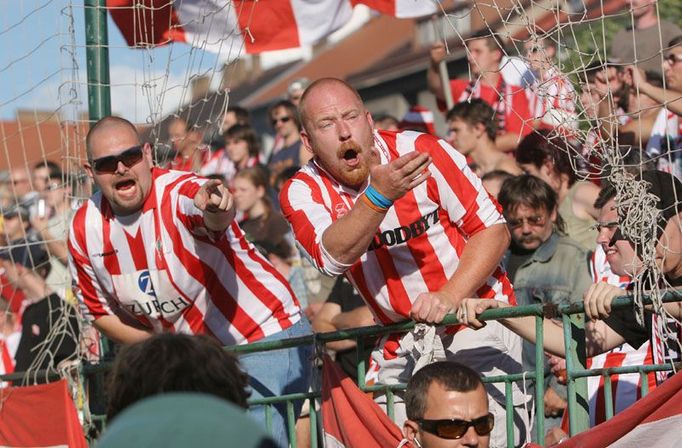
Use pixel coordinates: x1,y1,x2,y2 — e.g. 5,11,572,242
85,0,111,122
562,313,589,435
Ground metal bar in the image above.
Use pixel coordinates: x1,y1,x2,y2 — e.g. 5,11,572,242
84,0,111,122
309,400,318,448
356,337,366,387
603,373,614,420
563,314,589,435
640,369,650,397
265,405,273,433
534,315,545,444
287,400,296,448
387,388,395,422
505,381,514,448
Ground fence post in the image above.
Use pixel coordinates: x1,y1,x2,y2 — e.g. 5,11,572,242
84,0,111,122
562,313,589,435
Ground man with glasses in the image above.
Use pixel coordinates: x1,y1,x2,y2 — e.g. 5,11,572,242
403,361,494,448
68,116,311,447
267,100,311,189
498,174,592,440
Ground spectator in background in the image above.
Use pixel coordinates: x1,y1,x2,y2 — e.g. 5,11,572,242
610,0,682,78
267,100,311,189
516,130,601,250
221,105,251,132
1,238,79,380
446,99,522,176
8,167,32,202
0,297,20,385
398,106,437,135
497,175,592,439
233,168,291,246
524,33,578,134
287,78,310,107
312,276,374,381
30,171,73,299
427,32,533,152
201,124,263,186
32,160,61,195
403,361,495,448
106,333,250,420
481,170,515,200
168,118,209,173
373,113,399,132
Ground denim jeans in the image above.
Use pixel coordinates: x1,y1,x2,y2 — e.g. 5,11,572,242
239,317,313,448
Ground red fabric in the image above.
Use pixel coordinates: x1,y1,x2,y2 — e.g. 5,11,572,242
558,371,682,447
0,380,87,447
107,0,186,46
322,355,407,448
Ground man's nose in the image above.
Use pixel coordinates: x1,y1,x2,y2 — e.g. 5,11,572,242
115,160,128,175
337,120,351,140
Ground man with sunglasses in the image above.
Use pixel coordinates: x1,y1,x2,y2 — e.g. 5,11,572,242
498,174,592,440
403,361,494,448
68,116,311,447
267,100,312,190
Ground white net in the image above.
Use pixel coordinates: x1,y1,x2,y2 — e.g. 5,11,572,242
2,0,682,439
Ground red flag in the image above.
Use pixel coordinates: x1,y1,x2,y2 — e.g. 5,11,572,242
0,379,88,447
552,370,682,447
322,355,407,448
107,0,438,54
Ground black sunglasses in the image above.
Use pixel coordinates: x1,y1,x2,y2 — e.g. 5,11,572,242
418,413,494,440
271,116,292,127
92,145,144,174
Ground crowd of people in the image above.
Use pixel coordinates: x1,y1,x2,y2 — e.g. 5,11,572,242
2,2,682,447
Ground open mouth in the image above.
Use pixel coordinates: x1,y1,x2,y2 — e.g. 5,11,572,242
343,149,358,161
115,179,136,192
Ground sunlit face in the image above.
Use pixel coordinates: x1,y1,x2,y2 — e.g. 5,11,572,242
506,203,556,250
404,382,491,448
627,0,656,18
466,39,501,76
300,82,377,190
580,83,600,120
44,178,68,209
448,118,479,156
168,119,187,152
663,46,682,92
9,168,31,199
84,125,153,216
226,138,250,167
232,176,265,214
524,40,555,72
32,166,50,193
596,198,641,276
271,106,298,140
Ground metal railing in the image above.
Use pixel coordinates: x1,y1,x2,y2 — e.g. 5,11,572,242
2,293,680,447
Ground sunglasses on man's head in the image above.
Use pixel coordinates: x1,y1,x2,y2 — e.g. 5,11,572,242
418,413,494,440
91,145,144,174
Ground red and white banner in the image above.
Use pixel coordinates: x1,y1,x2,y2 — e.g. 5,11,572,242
557,370,682,447
321,355,407,448
0,380,87,447
107,0,438,53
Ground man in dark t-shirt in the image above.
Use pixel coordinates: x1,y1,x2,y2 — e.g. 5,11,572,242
312,276,375,381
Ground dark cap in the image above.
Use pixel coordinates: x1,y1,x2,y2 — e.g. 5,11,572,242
1,202,29,219
0,238,50,271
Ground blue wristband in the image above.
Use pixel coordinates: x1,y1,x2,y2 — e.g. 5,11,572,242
365,184,393,209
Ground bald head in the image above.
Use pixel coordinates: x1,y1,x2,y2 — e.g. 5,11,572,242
299,78,363,132
86,116,140,161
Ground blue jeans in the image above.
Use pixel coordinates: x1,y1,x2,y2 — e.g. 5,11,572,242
239,318,313,448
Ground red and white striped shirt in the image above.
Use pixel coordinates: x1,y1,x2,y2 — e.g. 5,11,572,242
68,168,301,346
280,130,515,327
527,68,578,133
586,246,656,426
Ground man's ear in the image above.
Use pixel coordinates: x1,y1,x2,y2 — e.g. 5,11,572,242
300,130,314,155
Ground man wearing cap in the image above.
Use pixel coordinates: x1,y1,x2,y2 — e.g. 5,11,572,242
0,236,79,378
460,170,682,374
